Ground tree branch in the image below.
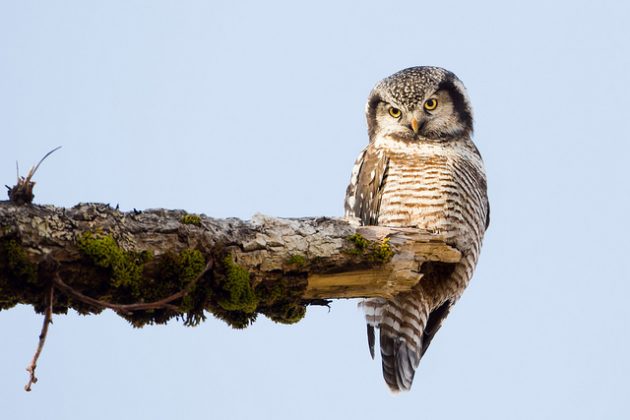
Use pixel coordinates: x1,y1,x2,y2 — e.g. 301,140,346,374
0,201,460,327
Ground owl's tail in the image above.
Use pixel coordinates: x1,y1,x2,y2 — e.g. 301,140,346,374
360,293,450,392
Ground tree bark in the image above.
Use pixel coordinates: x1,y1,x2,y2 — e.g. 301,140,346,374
0,201,460,327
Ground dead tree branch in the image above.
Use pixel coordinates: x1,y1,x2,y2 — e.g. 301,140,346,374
0,201,460,328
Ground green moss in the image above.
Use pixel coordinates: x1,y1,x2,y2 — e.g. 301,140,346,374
255,276,308,325
370,237,394,263
180,214,202,226
148,248,205,302
256,280,284,303
210,308,258,329
216,256,258,313
347,233,394,263
74,232,211,327
0,239,39,310
76,232,148,294
167,249,205,285
181,249,205,280
348,233,371,254
1,239,38,284
158,248,206,314
263,302,306,325
2,228,309,328
206,256,309,328
124,248,207,328
124,308,177,328
286,254,307,267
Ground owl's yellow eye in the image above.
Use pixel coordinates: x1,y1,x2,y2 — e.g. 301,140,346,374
423,98,438,111
388,107,402,118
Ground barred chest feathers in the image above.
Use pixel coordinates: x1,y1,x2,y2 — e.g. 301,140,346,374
348,134,487,252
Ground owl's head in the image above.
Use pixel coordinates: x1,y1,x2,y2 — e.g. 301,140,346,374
366,66,473,142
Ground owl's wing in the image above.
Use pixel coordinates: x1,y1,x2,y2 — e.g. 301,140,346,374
469,142,491,231
485,199,491,230
420,299,453,357
344,146,390,225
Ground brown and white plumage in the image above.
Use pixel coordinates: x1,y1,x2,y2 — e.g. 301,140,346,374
345,66,489,392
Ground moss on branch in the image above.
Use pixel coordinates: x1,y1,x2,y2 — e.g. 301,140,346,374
76,232,150,294
347,233,394,263
206,256,308,328
0,238,40,311
180,214,202,226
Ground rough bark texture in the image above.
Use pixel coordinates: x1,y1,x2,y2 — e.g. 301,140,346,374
0,201,460,328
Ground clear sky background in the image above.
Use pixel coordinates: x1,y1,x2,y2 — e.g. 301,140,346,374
1,1,629,419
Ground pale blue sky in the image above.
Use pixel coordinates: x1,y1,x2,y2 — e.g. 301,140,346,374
1,1,629,419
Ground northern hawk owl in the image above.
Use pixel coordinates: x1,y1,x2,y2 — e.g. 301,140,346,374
344,66,489,392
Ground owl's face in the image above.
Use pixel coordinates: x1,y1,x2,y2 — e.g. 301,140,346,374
366,66,473,142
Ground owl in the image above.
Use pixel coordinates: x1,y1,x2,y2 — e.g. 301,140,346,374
345,66,489,392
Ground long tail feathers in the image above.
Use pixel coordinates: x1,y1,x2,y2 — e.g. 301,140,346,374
379,331,421,392
367,324,376,359
361,295,447,392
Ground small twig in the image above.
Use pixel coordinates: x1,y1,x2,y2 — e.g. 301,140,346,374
53,274,181,313
25,146,62,183
7,146,62,205
24,286,54,392
51,260,213,314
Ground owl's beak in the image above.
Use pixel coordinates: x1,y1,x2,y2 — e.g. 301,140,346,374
411,118,420,134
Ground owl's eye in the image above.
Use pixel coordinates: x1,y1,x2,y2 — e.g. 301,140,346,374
388,107,402,118
423,98,438,111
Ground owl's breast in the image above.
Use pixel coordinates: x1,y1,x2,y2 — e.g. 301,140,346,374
377,151,454,230
346,136,487,250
